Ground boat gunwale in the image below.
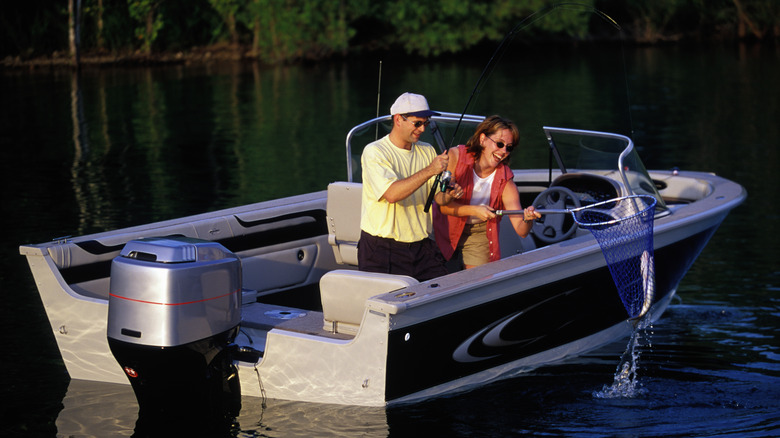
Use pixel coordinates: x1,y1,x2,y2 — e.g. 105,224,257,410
365,169,744,316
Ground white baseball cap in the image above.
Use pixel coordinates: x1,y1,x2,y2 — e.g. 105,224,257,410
390,92,440,117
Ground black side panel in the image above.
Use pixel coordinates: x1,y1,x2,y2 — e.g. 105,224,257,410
223,210,327,253
59,209,328,285
384,226,719,401
75,240,125,254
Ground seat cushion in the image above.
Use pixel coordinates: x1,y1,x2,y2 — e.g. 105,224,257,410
320,269,418,334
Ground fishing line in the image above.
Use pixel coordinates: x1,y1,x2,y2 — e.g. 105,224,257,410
447,3,622,148
425,3,622,212
618,31,635,137
375,60,383,140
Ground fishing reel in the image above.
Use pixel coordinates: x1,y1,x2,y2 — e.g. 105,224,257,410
439,170,453,192
425,171,453,213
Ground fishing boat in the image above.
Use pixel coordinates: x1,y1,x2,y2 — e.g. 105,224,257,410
19,112,745,408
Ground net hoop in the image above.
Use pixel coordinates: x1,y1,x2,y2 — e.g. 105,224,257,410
570,195,657,229
570,195,657,320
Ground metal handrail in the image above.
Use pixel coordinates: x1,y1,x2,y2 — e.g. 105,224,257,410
542,126,636,196
345,112,485,182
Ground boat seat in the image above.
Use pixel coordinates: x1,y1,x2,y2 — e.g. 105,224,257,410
320,269,418,334
326,182,362,265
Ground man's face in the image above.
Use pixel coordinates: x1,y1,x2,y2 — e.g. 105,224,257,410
397,114,429,144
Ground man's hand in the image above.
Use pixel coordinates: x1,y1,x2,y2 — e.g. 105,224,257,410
428,150,449,176
382,150,451,204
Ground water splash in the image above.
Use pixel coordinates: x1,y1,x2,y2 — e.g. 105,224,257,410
593,318,652,399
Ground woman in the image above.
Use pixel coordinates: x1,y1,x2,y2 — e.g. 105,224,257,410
433,115,541,269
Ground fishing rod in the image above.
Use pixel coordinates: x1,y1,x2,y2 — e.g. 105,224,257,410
418,6,653,329
423,3,622,213
375,60,382,140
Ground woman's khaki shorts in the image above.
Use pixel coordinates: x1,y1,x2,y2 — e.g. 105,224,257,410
457,221,490,267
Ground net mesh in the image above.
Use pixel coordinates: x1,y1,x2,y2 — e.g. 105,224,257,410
573,195,657,319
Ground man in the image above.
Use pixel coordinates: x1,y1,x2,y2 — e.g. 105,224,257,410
358,92,455,281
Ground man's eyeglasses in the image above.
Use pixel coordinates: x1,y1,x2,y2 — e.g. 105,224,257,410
487,136,515,152
401,114,431,129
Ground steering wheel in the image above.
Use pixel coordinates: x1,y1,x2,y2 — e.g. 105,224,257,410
531,186,582,244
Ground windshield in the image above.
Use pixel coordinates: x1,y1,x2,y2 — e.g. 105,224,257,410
544,127,667,209
344,117,666,210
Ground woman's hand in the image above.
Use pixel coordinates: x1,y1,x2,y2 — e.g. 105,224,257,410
473,204,496,222
448,182,464,200
523,206,542,222
436,182,464,205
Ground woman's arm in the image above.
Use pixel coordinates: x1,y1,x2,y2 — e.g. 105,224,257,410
438,200,496,221
502,182,541,238
435,147,499,221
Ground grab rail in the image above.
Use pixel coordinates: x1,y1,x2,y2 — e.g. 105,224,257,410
344,112,484,182
543,126,636,196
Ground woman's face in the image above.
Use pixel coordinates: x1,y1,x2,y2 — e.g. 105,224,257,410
479,128,514,168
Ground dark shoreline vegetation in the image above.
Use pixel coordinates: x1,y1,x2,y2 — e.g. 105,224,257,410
2,0,778,70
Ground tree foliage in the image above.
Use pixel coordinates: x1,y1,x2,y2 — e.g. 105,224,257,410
245,0,364,63
128,0,164,54
2,0,778,63
208,0,242,44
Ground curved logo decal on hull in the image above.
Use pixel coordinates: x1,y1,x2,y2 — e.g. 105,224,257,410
452,288,578,363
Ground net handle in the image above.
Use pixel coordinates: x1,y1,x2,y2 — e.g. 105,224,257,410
496,195,657,225
496,208,570,215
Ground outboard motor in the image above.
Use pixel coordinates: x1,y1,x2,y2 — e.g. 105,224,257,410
107,237,242,435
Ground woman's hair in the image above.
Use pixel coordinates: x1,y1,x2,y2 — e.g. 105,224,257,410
465,115,519,165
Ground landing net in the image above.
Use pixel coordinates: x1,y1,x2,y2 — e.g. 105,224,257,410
573,195,657,319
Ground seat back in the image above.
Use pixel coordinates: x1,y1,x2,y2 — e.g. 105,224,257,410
326,182,362,265
320,269,418,334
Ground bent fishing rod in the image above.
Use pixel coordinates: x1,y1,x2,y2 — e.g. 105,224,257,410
423,3,621,213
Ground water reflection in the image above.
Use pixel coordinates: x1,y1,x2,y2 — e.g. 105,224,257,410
61,62,360,237
57,381,136,437
57,380,389,437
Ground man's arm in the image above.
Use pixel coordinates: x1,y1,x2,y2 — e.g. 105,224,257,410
381,150,449,203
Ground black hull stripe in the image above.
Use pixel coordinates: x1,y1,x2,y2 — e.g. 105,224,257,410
59,210,328,285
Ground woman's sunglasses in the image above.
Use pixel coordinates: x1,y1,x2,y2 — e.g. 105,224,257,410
487,136,515,152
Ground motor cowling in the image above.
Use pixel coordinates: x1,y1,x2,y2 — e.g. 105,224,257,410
107,236,242,435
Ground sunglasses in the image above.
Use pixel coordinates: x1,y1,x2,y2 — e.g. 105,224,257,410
401,114,431,129
487,136,515,152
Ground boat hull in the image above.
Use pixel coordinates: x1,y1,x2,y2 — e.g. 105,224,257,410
237,198,733,406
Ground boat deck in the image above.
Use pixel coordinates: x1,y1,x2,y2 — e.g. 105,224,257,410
240,302,353,341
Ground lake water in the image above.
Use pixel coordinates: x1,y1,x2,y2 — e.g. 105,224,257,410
1,42,778,437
